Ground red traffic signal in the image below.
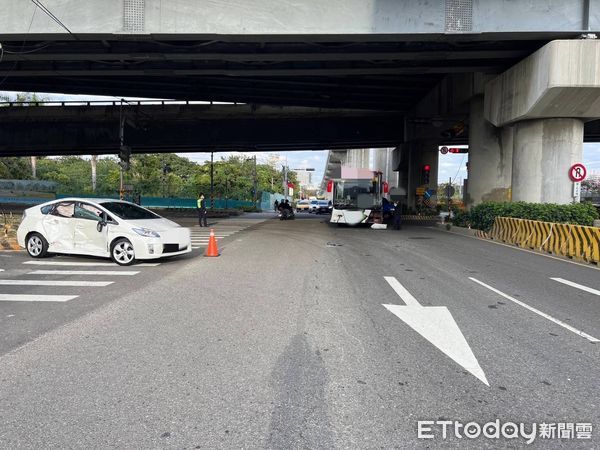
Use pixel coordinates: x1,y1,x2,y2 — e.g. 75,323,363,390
422,165,431,184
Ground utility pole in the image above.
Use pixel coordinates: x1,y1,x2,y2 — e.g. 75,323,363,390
253,154,258,205
119,114,124,199
91,155,97,192
210,151,214,209
30,156,37,179
283,162,288,202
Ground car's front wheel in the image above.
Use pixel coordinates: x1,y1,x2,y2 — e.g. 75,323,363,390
111,238,136,266
26,232,48,258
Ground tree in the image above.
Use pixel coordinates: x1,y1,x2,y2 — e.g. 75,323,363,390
582,178,600,193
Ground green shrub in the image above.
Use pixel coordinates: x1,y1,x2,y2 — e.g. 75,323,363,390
451,201,598,231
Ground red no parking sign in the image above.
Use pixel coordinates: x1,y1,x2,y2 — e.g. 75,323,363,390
569,163,587,182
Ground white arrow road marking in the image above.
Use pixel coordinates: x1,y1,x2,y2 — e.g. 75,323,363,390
0,294,78,302
470,277,599,343
550,278,600,297
383,276,489,386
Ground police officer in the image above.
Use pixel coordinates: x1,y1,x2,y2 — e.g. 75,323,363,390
393,201,402,230
197,193,208,227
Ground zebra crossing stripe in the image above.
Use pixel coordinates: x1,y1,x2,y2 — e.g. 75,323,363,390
0,280,114,287
27,270,139,276
0,294,78,302
22,261,160,267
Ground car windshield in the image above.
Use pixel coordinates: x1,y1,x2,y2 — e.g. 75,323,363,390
100,202,159,220
333,179,379,209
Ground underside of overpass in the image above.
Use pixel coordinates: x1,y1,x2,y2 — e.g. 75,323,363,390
0,35,551,111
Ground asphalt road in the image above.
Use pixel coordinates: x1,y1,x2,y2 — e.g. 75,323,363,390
0,213,598,448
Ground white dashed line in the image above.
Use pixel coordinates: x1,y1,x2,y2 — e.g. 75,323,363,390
550,278,600,297
469,277,599,343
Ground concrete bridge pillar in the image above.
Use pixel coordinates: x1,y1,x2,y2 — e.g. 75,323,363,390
512,118,583,203
483,39,600,205
466,95,513,207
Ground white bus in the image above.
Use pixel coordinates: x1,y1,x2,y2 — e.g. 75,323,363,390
328,170,384,225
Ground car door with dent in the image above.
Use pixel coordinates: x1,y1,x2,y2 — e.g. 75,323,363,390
72,202,109,257
42,201,76,253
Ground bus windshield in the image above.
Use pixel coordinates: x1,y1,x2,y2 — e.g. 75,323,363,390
333,179,380,209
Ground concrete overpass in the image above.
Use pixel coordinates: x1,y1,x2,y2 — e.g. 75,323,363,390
1,0,600,205
0,102,402,155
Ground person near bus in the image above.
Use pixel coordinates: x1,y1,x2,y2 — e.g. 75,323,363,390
393,201,402,230
197,193,208,227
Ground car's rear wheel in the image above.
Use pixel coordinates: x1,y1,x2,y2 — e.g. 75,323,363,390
111,238,136,266
26,233,48,258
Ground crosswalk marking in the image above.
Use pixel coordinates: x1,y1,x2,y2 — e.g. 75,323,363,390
27,270,139,276
0,280,113,287
0,294,78,302
188,225,249,250
22,261,160,267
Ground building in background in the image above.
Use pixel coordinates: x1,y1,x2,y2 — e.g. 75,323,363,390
292,168,317,196
320,148,398,192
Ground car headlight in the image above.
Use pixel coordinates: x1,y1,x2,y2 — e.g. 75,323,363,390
132,227,160,238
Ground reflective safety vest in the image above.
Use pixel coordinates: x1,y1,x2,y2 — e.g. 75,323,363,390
197,198,203,209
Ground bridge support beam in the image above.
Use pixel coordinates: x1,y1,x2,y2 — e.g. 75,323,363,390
466,95,513,206
512,118,583,203
479,39,600,205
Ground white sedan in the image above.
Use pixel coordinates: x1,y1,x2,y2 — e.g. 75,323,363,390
17,198,191,266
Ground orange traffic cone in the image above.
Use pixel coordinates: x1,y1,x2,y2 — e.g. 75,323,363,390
205,228,220,257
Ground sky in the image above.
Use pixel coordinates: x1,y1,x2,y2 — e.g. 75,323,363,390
3,90,600,186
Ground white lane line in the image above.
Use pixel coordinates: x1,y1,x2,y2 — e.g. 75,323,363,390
0,294,78,302
383,276,420,306
22,261,160,267
469,277,600,343
27,270,139,276
0,279,113,287
550,278,600,297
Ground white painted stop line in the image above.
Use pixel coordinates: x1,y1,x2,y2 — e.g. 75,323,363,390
469,277,599,343
550,278,600,297
22,261,159,267
0,294,78,302
0,280,113,287
27,270,139,276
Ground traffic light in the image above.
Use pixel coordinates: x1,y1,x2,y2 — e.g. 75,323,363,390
422,164,431,184
118,145,131,171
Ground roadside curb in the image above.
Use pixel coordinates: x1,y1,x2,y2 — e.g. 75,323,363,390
434,223,489,238
434,223,598,267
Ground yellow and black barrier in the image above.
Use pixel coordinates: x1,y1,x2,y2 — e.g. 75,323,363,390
489,217,600,264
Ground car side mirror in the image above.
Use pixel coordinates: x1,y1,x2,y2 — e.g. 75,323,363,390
97,221,107,232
